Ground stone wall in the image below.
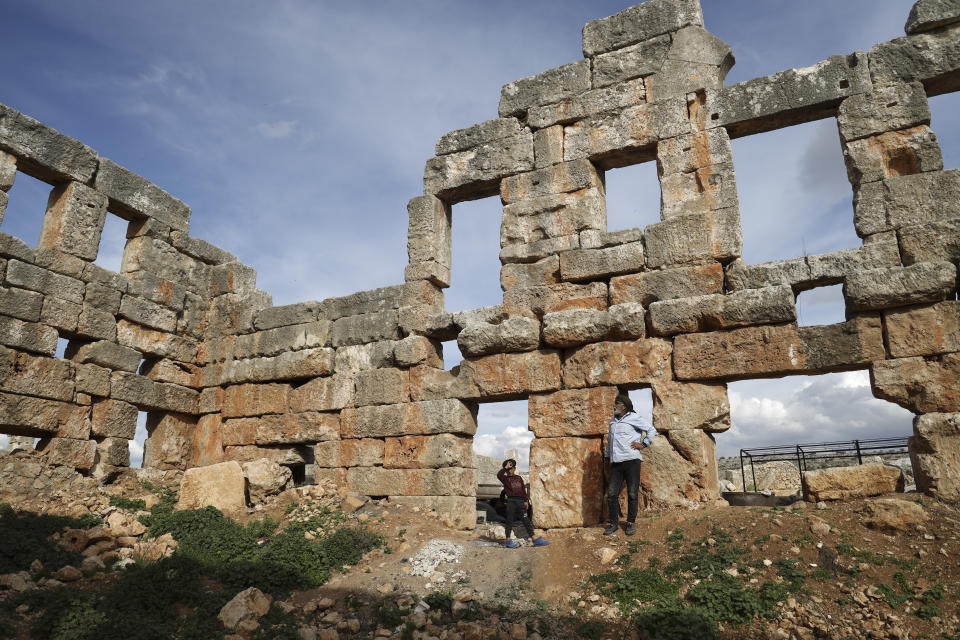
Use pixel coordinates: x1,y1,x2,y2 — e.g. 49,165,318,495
1,0,959,528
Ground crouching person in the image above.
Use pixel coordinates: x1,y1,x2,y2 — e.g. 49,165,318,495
496,458,550,548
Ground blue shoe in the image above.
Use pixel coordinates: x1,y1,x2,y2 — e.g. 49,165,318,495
533,537,550,547
504,539,520,548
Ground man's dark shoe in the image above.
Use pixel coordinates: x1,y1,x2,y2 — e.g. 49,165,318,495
603,523,619,536
625,522,637,536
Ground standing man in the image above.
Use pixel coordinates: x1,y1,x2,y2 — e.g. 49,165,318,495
496,458,550,548
604,390,657,536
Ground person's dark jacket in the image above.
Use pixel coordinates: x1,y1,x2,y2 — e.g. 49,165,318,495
497,468,528,500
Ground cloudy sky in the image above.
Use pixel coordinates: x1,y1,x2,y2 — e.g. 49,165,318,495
2,1,955,463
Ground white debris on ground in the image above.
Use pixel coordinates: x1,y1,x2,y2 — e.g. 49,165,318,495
408,539,465,577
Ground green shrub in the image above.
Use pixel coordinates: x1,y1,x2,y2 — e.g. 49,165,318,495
685,575,763,626
108,495,147,511
0,504,93,574
633,601,719,640
590,568,678,614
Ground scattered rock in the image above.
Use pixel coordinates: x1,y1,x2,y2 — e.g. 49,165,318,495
218,587,273,631
860,498,929,532
596,547,618,565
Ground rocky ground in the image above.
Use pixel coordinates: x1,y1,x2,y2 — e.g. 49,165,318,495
1,475,959,640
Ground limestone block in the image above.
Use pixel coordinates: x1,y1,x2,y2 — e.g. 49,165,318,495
453,305,506,329
253,301,323,331
500,234,580,264
140,358,197,387
0,150,15,190
725,243,900,292
0,345,74,401
563,103,660,164
341,399,477,438
560,242,645,282
457,317,540,357
582,228,647,253
5,259,84,303
36,182,107,261
177,461,246,513
94,158,190,231
630,428,715,508
500,160,602,204
393,335,442,368
644,208,741,268
344,466,475,497
542,308,614,348
0,286,42,322
288,375,354,412
528,387,617,437
383,433,474,469
407,365,456,402
209,262,257,297
222,383,291,418
96,437,130,468
223,347,335,384
243,459,292,503
533,125,564,168
191,414,224,467
404,261,451,288
334,341,395,374
452,350,562,399
648,285,796,336
110,371,198,413
407,195,451,268
117,295,178,333
802,463,904,502
836,82,930,142
500,256,560,290
562,339,673,388
321,281,442,321
652,381,729,432
169,232,237,265
660,162,739,218
842,126,943,187
387,496,476,529
609,303,648,340
121,240,207,296
0,232,32,261
861,498,930,532
868,28,960,90
84,281,124,314
436,117,523,155
0,315,58,355
222,417,257,446
91,398,138,439
591,34,671,89
910,412,960,501
68,340,141,372
855,170,960,236
610,261,724,306
222,444,311,466
498,60,590,117
116,320,198,362
845,261,957,311
331,310,400,347
32,247,87,279
885,300,960,357
899,217,960,265
705,54,870,137
198,387,223,414
142,412,196,470
649,28,734,101
582,0,703,56
0,103,97,183
0,392,89,438
40,437,97,471
501,188,606,247
355,368,410,406
872,353,960,413
657,128,733,176
337,438,386,467
529,78,648,129
905,0,960,34
503,282,607,318
39,297,80,333
75,363,111,397
423,131,534,201
76,305,117,342
529,436,604,528
674,318,885,380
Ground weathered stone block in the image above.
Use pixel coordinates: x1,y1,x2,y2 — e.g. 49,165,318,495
169,232,237,265
177,461,245,513
0,315,58,355
68,340,142,372
533,125,564,168
641,428,718,508
582,0,703,56
652,381,729,432
393,335,442,368
84,281,124,314
223,347,335,384
253,301,323,331
885,300,960,358
39,297,81,333
610,261,724,306
222,383,291,418
143,412,196,470
209,262,257,297
110,371,198,413
452,350,562,399
0,345,74,401
500,159,602,204
436,117,523,155
96,437,130,468
592,34,671,88
117,294,177,333
243,459,292,503
0,286,43,322
648,285,796,336
76,305,117,342
404,261,451,288
40,437,97,471
802,463,903,501
0,232,32,261
843,125,943,187
500,256,560,290
542,308,614,348
383,433,474,469
344,466,475,497
321,281,442,321
116,320,197,363
845,261,957,311
457,317,540,357
899,217,960,265
644,208,741,268
530,436,604,528
334,341,395,374
0,150,15,191
222,417,257,446
140,358,197,387
503,282,607,317
499,60,591,118
657,128,732,176
0,103,97,183
334,438,385,467
528,387,617,437
222,444,311,466
190,414,223,467
501,188,606,247
660,162,739,218
562,339,672,388
5,259,84,303
837,82,931,142
94,158,190,231
868,28,960,92
355,368,410,406
500,234,580,264
529,78,648,129
423,132,534,201
341,399,477,438
75,363,111,397
256,411,339,445
861,168,960,236
563,103,661,165
0,392,89,438
560,242,645,282
37,182,108,261
239,322,331,359
906,0,960,34
872,352,960,413
407,195,451,268
910,412,960,501
288,375,354,412
331,310,400,347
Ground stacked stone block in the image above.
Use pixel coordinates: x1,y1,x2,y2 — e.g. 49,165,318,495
1,0,959,524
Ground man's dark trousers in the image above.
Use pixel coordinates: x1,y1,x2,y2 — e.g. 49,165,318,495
504,497,535,540
607,459,642,525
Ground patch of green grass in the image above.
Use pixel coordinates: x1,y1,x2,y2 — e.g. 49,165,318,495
591,568,679,615
108,495,147,511
774,558,807,592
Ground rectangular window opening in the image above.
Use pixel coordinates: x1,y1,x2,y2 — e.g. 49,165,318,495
129,411,148,469
448,195,502,314
0,171,52,248
928,91,960,172
732,119,858,265
440,339,463,373
796,284,847,327
94,213,129,273
604,161,660,234
474,399,531,478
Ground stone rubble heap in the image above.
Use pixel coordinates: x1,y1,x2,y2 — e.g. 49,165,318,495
0,0,959,529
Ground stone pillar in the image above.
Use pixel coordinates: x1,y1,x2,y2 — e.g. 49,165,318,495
143,411,197,470
0,150,15,225
38,182,109,261
909,413,960,502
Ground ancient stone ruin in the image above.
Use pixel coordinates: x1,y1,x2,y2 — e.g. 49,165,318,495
1,0,958,528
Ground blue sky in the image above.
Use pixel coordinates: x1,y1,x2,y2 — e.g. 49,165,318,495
1,1,955,462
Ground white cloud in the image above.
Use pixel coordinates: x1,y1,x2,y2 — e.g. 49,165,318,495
255,120,297,140
473,426,534,470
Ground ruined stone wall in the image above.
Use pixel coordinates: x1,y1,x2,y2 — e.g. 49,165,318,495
2,0,959,528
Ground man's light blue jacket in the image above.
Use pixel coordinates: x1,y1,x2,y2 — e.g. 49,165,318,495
606,411,657,463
